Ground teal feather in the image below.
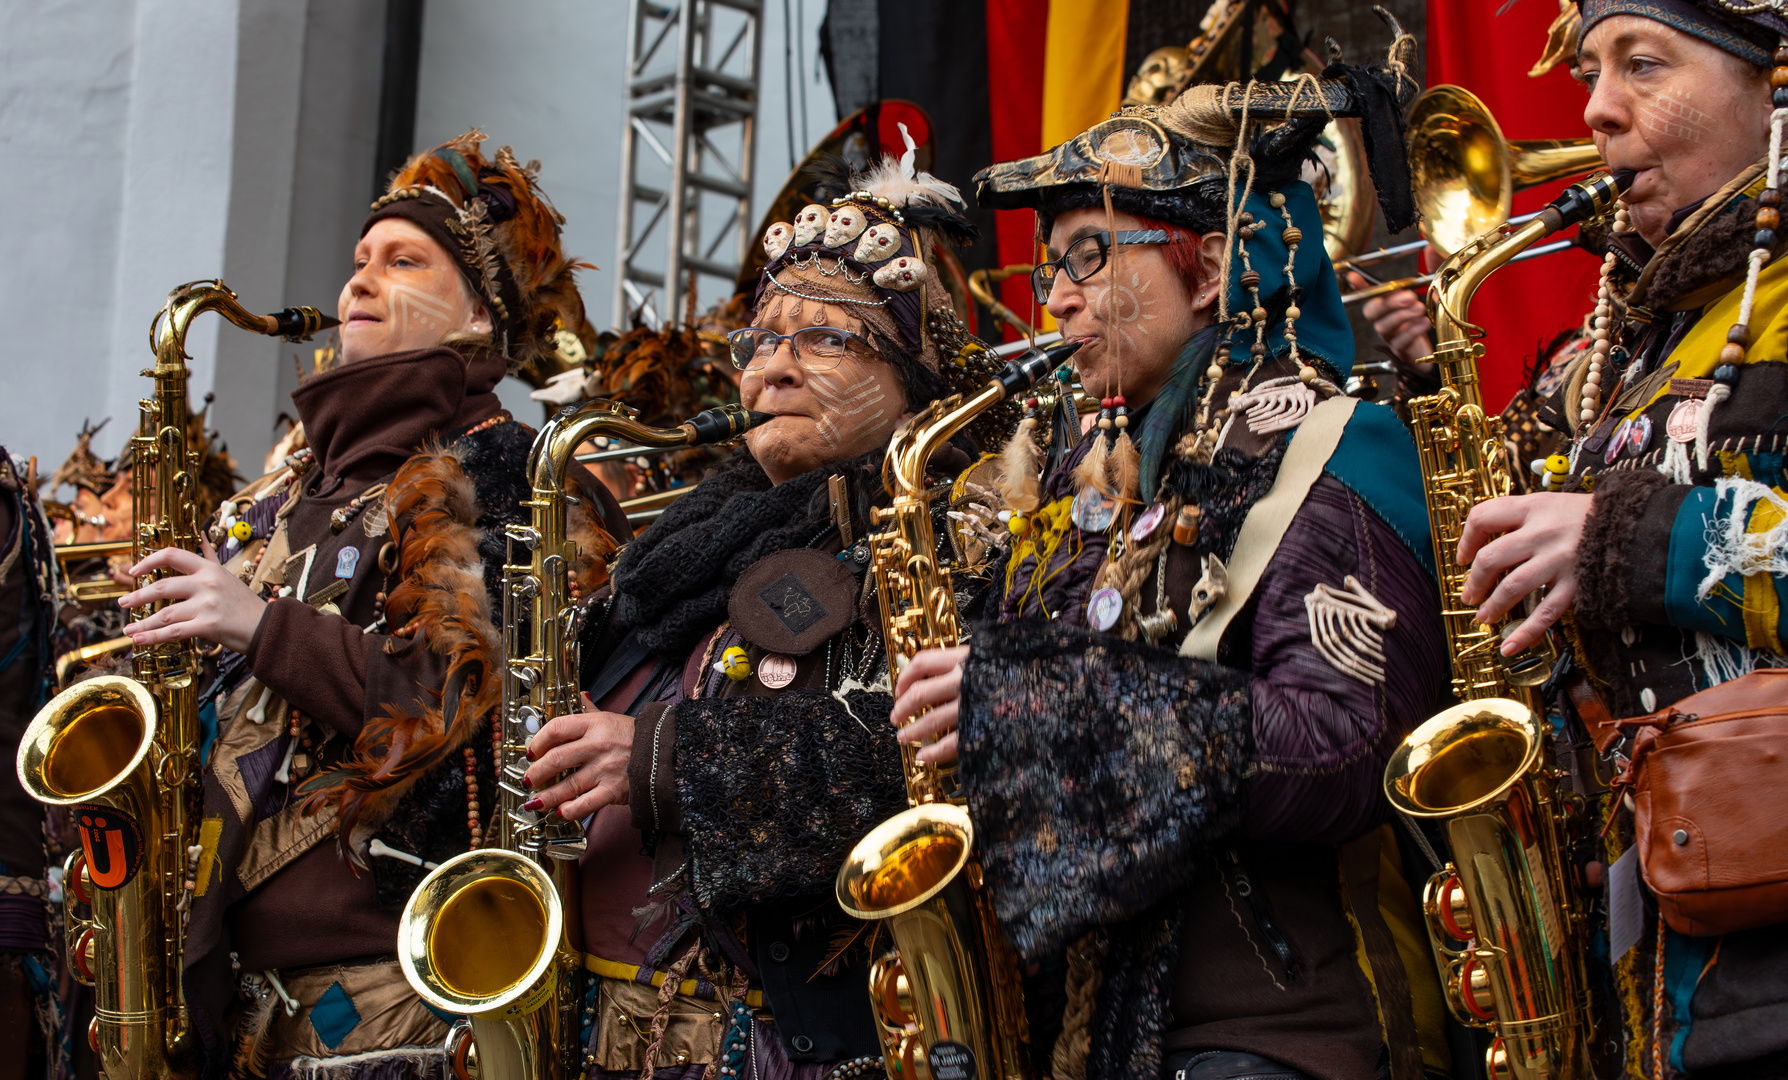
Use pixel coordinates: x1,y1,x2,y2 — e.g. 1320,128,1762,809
1137,327,1220,500
437,148,481,200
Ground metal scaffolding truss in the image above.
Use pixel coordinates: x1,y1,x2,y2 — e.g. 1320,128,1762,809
614,0,762,330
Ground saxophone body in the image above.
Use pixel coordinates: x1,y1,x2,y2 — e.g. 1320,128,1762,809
399,400,761,1080
837,342,1074,1080
1383,174,1628,1080
16,281,334,1080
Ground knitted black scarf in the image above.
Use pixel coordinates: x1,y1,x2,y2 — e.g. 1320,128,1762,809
610,448,882,660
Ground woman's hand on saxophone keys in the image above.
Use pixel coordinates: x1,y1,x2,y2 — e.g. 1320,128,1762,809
522,708,634,821
118,541,267,654
1458,492,1594,656
891,644,970,765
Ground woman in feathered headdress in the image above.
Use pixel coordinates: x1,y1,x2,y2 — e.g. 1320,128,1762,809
513,135,995,1076
115,131,628,1080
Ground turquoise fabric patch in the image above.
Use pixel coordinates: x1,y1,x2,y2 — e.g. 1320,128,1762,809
1665,926,1712,1072
1218,182,1354,379
1664,486,1745,642
309,981,361,1050
1322,401,1436,581
422,1000,460,1026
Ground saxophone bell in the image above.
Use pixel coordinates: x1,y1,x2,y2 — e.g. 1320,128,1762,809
1384,179,1627,1080
16,282,332,1080
398,400,769,1080
838,338,1078,1080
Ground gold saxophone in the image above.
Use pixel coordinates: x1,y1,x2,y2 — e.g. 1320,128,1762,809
16,281,334,1080
837,340,1078,1080
1382,173,1629,1080
399,400,763,1080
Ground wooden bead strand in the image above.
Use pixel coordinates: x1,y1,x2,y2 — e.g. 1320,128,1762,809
1579,206,1629,431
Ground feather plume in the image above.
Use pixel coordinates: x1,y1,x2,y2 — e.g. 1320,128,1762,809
855,156,968,213
1138,327,1219,499
231,985,278,1080
997,417,1043,513
1109,430,1140,504
383,130,595,377
1074,432,1111,497
795,152,858,204
297,442,502,851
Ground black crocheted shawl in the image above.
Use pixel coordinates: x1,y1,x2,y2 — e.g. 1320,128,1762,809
610,448,883,660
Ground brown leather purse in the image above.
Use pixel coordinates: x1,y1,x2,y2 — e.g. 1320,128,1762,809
1611,668,1788,937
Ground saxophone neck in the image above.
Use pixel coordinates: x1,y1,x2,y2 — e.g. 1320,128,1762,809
1424,170,1632,402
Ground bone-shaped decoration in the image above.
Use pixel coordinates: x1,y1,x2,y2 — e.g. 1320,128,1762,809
1304,574,1398,684
763,222,793,262
1188,554,1229,625
1232,378,1317,435
873,255,926,292
824,204,869,248
792,204,828,247
855,223,902,263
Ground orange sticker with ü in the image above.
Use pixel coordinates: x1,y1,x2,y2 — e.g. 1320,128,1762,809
76,806,143,890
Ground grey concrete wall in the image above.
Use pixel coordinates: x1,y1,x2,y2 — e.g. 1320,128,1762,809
0,0,835,473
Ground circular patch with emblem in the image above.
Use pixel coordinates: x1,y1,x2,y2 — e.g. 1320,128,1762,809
1131,502,1166,543
1666,398,1702,443
758,654,797,689
1087,587,1124,632
1071,486,1115,533
727,549,858,656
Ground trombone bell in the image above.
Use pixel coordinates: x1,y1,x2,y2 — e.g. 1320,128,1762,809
1410,85,1603,258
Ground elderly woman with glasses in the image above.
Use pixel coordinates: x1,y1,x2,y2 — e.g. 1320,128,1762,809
514,157,982,1078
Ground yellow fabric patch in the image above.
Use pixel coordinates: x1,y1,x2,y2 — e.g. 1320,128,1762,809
1742,497,1787,652
193,815,224,898
1638,223,1788,416
1041,1,1129,149
1718,450,1754,481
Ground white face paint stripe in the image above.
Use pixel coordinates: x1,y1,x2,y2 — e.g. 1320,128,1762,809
808,371,889,450
386,281,464,338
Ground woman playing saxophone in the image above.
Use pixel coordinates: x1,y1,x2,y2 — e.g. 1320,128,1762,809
516,151,1004,1077
110,132,627,1080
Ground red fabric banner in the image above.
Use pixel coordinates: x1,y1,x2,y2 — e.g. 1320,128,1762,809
1425,0,1604,411
985,0,1050,336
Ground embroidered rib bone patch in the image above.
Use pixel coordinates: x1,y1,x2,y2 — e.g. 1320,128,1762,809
1232,377,1316,434
1304,575,1397,684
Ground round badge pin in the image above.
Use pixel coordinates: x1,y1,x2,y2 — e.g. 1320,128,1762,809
1071,486,1115,533
1131,502,1166,544
758,654,797,689
1627,414,1653,456
1604,417,1632,465
1087,587,1124,632
1666,398,1702,443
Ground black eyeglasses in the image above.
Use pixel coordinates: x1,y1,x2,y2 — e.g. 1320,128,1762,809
726,325,877,372
1031,230,1171,304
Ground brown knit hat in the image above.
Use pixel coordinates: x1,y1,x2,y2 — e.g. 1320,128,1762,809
365,129,593,375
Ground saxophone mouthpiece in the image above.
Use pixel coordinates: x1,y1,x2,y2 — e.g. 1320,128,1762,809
998,339,1084,395
268,306,340,343
1546,169,1635,232
684,404,772,445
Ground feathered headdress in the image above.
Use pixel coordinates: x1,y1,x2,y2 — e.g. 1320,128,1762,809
752,123,979,371
365,129,594,376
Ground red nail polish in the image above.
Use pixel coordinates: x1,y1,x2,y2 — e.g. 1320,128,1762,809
525,747,536,762
520,775,533,790
521,798,543,812
549,807,565,820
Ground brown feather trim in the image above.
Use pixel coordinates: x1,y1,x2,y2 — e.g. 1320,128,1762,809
298,442,502,848
567,490,616,595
